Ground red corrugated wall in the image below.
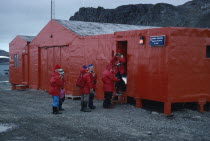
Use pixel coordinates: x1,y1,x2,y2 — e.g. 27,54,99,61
9,36,28,85
168,28,210,103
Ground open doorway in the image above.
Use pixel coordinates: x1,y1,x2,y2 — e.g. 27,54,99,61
115,41,127,94
117,41,127,81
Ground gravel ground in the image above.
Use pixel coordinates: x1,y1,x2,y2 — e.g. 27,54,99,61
0,74,210,141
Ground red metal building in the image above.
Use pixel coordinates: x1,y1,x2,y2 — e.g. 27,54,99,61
9,35,35,89
9,19,210,114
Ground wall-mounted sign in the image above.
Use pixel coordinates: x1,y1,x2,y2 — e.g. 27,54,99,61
149,35,166,47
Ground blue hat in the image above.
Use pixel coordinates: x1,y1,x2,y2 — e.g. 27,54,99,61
82,65,88,69
88,64,93,67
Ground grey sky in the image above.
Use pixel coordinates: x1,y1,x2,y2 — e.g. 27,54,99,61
0,0,191,51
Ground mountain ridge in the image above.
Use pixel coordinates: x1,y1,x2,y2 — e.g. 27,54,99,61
70,0,210,28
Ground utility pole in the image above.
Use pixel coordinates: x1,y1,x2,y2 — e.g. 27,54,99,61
51,0,55,19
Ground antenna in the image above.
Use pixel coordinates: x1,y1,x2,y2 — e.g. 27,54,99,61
51,0,55,19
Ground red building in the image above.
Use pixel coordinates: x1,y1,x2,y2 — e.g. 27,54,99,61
9,19,210,114
9,35,35,88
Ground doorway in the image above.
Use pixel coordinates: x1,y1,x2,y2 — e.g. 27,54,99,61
115,41,127,94
116,41,127,78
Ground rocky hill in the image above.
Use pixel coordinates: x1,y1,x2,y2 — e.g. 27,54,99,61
0,50,9,64
70,0,210,28
0,50,9,57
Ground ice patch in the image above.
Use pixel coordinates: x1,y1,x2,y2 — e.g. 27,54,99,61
0,124,15,133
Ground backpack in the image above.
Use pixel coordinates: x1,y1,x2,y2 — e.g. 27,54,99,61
76,74,86,88
60,88,65,99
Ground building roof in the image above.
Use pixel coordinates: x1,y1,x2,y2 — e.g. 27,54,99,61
54,19,158,36
18,35,35,42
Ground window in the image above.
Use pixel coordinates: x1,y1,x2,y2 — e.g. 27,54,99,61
206,46,210,58
14,54,18,67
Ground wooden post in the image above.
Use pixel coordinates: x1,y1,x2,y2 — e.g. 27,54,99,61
11,84,16,90
123,95,127,103
164,101,171,115
135,98,142,108
198,99,206,113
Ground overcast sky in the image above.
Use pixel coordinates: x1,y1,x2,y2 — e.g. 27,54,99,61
0,0,191,52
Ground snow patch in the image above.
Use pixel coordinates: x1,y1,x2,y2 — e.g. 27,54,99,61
0,124,15,133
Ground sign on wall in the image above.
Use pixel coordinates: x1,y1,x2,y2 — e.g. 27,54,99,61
149,35,166,47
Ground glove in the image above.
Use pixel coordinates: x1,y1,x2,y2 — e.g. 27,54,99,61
90,91,96,96
116,63,122,66
90,89,94,93
90,89,96,96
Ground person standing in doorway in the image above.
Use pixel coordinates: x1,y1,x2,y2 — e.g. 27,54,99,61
88,64,97,109
110,49,126,95
49,64,63,114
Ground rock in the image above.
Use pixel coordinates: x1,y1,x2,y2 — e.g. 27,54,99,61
145,131,153,135
151,111,159,115
69,0,210,28
192,116,201,120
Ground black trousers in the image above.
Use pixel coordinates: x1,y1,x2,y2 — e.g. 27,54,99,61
115,72,126,93
59,96,65,109
88,92,95,108
103,92,113,108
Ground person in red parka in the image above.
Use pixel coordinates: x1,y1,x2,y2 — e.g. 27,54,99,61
110,49,127,95
102,63,119,108
88,64,97,109
80,65,93,112
49,64,63,114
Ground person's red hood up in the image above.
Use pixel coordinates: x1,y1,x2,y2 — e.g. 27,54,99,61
54,64,61,71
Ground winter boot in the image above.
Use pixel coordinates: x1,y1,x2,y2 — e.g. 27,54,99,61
90,105,96,109
52,106,56,114
80,101,84,111
59,105,65,111
82,101,91,112
88,100,96,109
52,107,62,115
56,107,62,114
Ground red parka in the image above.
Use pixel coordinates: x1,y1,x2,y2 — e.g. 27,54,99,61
110,56,126,75
81,72,93,94
49,71,62,96
102,64,119,92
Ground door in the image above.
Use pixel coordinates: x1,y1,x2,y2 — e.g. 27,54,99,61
39,48,48,90
39,47,62,91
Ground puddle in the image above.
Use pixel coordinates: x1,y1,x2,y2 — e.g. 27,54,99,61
0,124,15,133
